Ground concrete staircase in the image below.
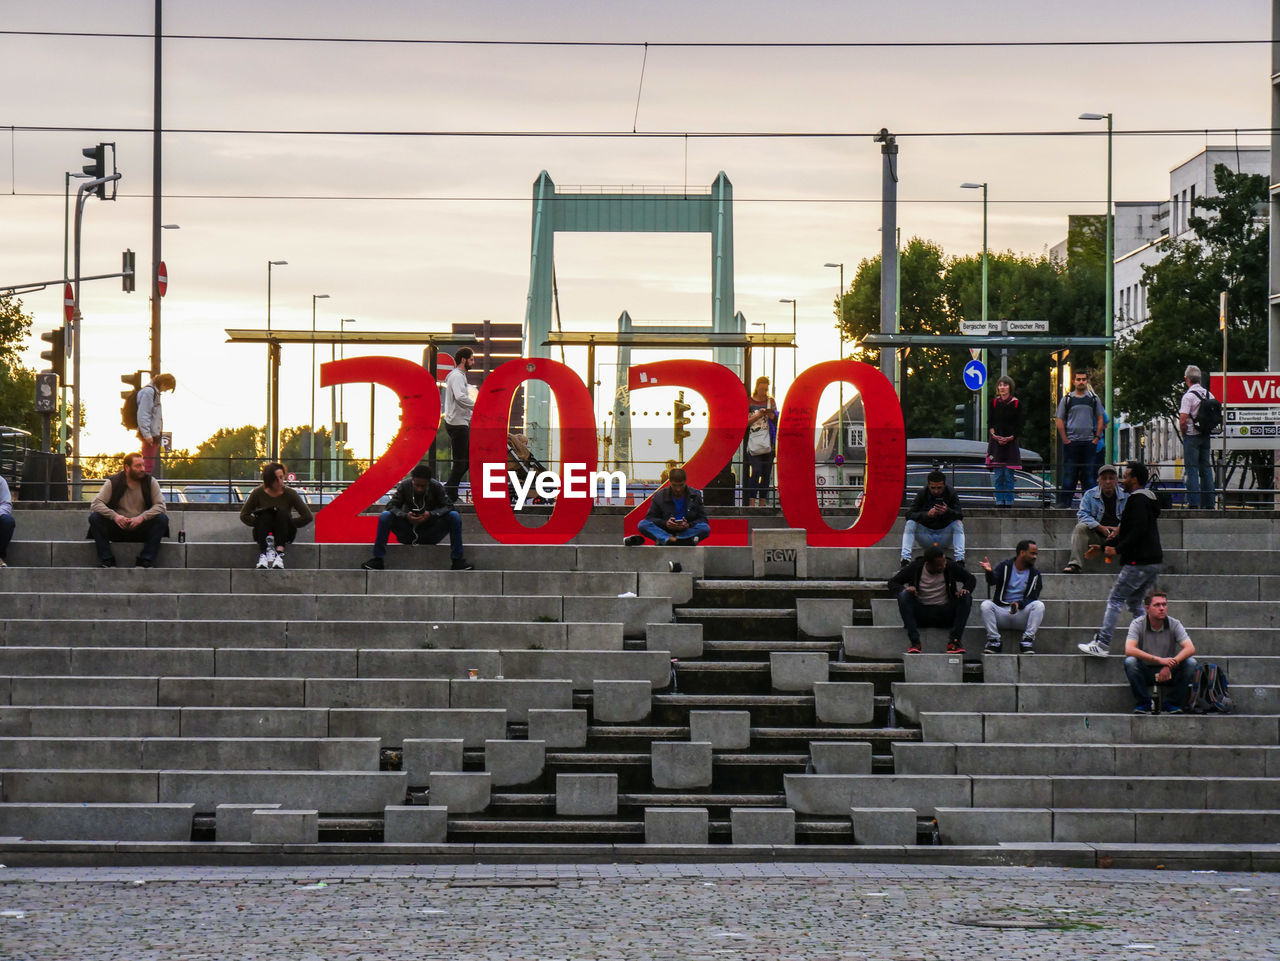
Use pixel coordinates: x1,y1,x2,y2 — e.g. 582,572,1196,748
0,504,1277,868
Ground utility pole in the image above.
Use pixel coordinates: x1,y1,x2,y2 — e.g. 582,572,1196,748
149,0,162,377
875,129,899,391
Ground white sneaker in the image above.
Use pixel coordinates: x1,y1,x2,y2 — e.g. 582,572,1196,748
1077,637,1110,658
270,551,285,570
255,552,270,570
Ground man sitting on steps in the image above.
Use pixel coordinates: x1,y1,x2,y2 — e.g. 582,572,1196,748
888,545,975,655
1124,590,1197,714
624,468,710,547
1062,464,1127,574
979,539,1044,654
363,464,474,571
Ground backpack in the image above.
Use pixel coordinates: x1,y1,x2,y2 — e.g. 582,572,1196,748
120,387,141,430
1191,387,1222,434
1187,662,1233,714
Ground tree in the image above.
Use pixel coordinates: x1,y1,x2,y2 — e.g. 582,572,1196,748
1115,164,1268,427
0,295,82,444
839,239,1103,452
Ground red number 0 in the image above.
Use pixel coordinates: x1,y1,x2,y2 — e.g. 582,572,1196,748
623,359,750,546
315,356,439,543
776,360,904,546
472,358,597,544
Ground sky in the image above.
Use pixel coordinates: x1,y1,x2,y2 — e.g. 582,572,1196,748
0,0,1271,465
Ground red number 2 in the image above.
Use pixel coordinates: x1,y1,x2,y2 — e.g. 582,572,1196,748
623,360,750,546
314,356,440,543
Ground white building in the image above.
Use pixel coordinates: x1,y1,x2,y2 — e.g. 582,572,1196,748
1067,147,1269,467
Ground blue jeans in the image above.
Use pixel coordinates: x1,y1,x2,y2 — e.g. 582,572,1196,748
900,519,965,562
897,589,973,645
745,452,775,503
0,512,13,559
991,466,1015,506
638,518,711,545
87,511,170,564
372,510,464,560
1124,655,1198,710
1183,434,1215,509
1096,562,1163,645
1058,440,1095,506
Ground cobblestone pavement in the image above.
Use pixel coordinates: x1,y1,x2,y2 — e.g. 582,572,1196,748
1,862,1278,960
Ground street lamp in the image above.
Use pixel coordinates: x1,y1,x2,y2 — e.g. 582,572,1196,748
266,260,288,459
751,321,775,389
824,263,845,459
779,298,797,381
331,318,356,480
311,294,329,481
1080,111,1114,462
962,181,991,441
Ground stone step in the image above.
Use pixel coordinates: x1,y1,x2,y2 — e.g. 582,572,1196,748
869,597,1280,631
891,681,1280,722
0,768,408,813
0,736,382,771
934,806,1280,845
783,772,1280,816
918,712,1280,746
0,647,666,682
676,608,796,641
893,741,1280,777
849,624,1280,660
0,592,673,637
0,620,626,650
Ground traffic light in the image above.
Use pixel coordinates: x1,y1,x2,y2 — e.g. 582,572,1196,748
953,403,969,440
82,143,107,198
34,373,58,414
39,328,65,380
122,249,135,292
121,370,142,400
673,392,692,445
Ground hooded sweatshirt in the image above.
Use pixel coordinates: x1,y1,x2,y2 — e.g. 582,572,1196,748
1106,487,1162,566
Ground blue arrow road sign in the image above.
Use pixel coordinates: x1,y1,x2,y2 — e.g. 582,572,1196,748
963,359,987,392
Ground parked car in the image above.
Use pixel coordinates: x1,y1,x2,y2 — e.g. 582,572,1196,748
901,464,1053,508
178,484,244,505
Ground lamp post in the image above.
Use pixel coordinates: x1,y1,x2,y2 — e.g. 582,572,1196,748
824,263,845,459
60,171,91,456
962,181,991,441
750,321,774,389
331,318,355,482
779,299,797,382
310,293,329,481
1080,111,1114,462
266,260,287,460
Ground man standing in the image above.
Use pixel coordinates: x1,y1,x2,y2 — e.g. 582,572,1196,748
978,540,1045,654
1055,370,1104,507
1078,461,1164,658
87,452,170,568
889,545,975,655
0,474,13,568
362,464,474,571
136,373,176,476
443,347,476,503
1062,464,1128,574
1123,591,1198,714
1178,365,1217,509
900,470,965,567
626,467,710,546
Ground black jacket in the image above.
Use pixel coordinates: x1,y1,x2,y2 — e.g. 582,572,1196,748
888,557,976,600
989,395,1024,440
387,476,452,519
645,485,708,526
983,558,1043,606
906,483,964,531
1107,487,1163,566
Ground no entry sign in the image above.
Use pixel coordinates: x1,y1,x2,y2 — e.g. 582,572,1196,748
63,284,74,323
157,262,168,297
